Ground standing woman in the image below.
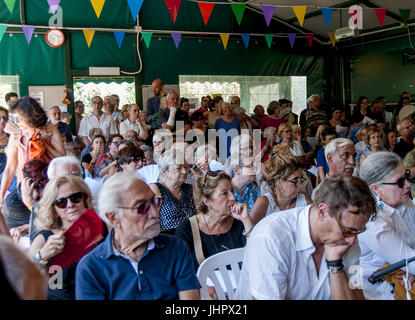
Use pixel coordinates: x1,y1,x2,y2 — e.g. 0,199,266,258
0,97,65,211
259,101,286,133
214,102,240,159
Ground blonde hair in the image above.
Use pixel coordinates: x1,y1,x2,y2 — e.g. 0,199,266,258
35,176,93,231
262,144,303,195
195,171,231,214
365,127,383,146
277,123,291,139
315,124,328,144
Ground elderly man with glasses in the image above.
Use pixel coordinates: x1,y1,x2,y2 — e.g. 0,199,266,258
119,104,148,141
78,96,118,147
236,175,376,300
75,171,201,300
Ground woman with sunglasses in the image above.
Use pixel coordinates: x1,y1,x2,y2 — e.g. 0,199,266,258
95,134,123,179
262,144,312,217
0,97,65,212
116,145,145,173
359,151,415,300
149,149,196,234
28,175,107,300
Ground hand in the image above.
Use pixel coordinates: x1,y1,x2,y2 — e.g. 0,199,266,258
324,236,356,261
21,177,38,209
10,224,29,243
39,232,65,261
396,273,415,288
230,202,250,222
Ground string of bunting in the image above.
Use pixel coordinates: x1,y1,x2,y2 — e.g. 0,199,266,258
0,0,413,49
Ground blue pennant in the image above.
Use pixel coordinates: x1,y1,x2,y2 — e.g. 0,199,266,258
241,34,250,49
321,8,334,29
114,31,125,48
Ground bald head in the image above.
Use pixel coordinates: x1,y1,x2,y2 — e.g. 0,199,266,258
152,79,164,97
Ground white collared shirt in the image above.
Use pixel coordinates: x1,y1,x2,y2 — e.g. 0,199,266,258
78,113,117,140
235,205,361,300
358,199,415,300
119,119,143,136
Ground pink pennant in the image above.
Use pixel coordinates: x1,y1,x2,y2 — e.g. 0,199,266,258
47,0,61,14
374,8,387,28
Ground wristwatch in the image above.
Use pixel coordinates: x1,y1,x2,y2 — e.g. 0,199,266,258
32,250,49,266
328,265,344,274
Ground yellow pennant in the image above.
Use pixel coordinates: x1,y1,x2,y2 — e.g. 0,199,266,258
292,6,307,27
219,33,230,50
83,30,96,47
328,32,336,47
90,0,106,18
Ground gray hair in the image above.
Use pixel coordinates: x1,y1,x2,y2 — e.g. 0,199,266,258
359,151,401,186
325,138,354,162
157,149,186,178
61,112,72,120
47,156,83,179
307,94,320,104
230,134,252,155
47,105,60,112
263,127,277,138
224,153,250,178
140,145,153,153
397,119,411,131
195,144,217,162
104,95,116,106
98,171,144,226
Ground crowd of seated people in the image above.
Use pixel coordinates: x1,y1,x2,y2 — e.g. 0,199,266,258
2,83,415,301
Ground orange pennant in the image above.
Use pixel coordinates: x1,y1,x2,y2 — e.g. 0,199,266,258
328,32,336,47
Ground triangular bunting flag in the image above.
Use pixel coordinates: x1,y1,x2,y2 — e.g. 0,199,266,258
241,34,250,49
127,0,144,22
198,2,215,25
306,33,314,47
400,9,411,26
83,30,95,47
231,3,246,26
171,33,181,48
90,0,106,19
22,26,35,45
328,32,336,47
321,8,334,29
4,0,16,14
219,33,230,50
374,8,387,28
264,34,273,49
292,6,307,27
113,31,125,48
141,32,152,48
47,0,61,14
261,5,276,27
0,25,7,43
164,0,182,23
287,33,296,48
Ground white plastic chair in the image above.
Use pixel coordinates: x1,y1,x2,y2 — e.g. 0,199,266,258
196,247,245,300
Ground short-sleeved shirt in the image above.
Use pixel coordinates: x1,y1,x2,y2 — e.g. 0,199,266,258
78,113,117,140
235,205,361,300
215,117,241,159
119,119,143,136
232,182,261,213
316,147,329,174
259,116,286,132
75,229,201,300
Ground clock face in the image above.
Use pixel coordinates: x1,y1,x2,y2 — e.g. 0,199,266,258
45,29,64,47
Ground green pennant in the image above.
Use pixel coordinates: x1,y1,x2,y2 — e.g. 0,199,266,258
231,3,246,26
264,34,273,49
141,32,153,48
400,9,411,26
4,0,17,13
0,25,7,43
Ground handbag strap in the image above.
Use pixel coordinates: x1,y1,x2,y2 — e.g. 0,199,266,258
189,215,205,265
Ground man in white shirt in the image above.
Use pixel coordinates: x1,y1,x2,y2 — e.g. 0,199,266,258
236,175,376,300
119,104,149,140
78,96,118,146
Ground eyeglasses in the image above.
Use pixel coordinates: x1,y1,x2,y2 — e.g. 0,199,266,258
336,218,366,237
52,192,84,209
285,176,307,186
381,171,410,189
92,101,103,105
9,114,23,123
117,196,162,215
124,155,143,165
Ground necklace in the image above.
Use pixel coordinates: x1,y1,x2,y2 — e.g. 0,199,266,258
202,214,235,253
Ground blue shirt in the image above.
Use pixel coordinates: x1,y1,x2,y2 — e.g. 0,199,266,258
316,147,329,174
232,182,261,213
75,229,200,300
146,96,160,122
215,117,240,160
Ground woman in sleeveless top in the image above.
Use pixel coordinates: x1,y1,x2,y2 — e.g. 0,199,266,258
0,97,65,211
150,149,196,233
262,144,312,217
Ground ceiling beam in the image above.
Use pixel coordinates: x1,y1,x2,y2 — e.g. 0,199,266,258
357,0,404,24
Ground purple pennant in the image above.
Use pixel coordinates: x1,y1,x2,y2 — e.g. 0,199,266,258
261,5,275,27
287,33,296,48
171,33,181,48
47,0,61,14
22,26,35,44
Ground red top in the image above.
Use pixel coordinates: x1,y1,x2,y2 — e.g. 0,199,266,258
260,116,286,132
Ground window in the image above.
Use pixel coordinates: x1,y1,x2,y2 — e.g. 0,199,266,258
179,75,307,115
0,75,20,108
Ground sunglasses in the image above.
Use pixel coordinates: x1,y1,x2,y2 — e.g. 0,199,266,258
381,171,410,189
337,218,366,237
117,196,162,215
52,192,84,209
